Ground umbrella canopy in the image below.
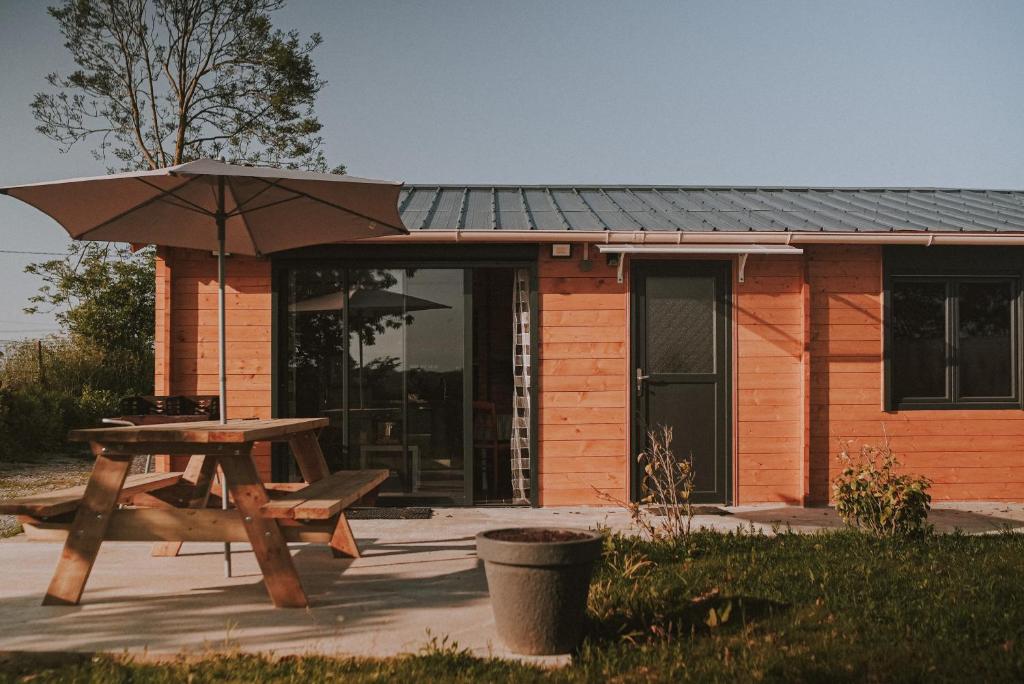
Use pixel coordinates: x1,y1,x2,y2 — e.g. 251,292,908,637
0,158,407,424
290,287,451,314
0,158,406,256
1,159,407,578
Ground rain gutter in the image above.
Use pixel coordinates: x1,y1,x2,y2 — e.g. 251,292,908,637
357,230,1024,246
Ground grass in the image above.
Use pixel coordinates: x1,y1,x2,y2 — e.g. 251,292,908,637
2,530,1024,683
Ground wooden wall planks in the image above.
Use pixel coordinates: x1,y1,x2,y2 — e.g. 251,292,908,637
536,249,629,505
805,244,1024,502
734,255,805,504
155,242,1024,504
155,248,274,480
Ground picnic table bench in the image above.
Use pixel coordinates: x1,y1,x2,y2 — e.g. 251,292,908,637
0,418,388,609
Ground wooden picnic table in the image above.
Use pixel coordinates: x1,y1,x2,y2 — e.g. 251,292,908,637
0,418,388,609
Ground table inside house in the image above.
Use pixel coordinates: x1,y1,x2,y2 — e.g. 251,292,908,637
1,418,388,609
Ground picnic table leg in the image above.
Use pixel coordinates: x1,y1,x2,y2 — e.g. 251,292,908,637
288,432,330,483
329,512,361,559
218,453,308,608
152,453,217,557
328,483,382,559
290,430,370,560
43,444,132,606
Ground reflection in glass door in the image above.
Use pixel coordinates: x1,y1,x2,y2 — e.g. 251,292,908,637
285,267,468,503
347,268,467,501
283,263,530,505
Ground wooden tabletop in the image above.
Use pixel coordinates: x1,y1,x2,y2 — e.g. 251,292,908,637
68,418,329,444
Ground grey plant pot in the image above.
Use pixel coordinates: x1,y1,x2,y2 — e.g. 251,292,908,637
476,527,604,655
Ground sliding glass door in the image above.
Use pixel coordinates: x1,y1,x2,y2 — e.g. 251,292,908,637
280,259,532,506
284,267,470,503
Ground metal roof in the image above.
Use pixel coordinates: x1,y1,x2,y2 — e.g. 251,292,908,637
397,186,1024,233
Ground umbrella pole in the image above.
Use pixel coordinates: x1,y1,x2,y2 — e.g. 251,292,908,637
217,179,228,427
217,177,232,578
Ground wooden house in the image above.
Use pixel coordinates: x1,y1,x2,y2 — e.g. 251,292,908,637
155,186,1024,505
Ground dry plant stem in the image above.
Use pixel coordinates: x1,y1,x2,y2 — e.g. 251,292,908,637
594,425,695,542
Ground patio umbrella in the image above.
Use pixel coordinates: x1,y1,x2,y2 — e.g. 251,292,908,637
1,158,407,424
1,158,407,575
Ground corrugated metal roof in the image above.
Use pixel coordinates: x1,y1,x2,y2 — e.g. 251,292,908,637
398,186,1024,233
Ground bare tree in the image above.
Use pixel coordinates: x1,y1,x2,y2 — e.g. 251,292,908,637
32,0,341,172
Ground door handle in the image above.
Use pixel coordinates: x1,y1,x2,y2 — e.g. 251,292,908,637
636,368,649,395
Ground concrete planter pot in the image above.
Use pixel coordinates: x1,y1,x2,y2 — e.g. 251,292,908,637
476,527,604,655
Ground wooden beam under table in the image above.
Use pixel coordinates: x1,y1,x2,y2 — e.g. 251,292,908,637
152,453,218,557
329,513,360,559
218,452,308,609
288,431,331,483
42,444,132,606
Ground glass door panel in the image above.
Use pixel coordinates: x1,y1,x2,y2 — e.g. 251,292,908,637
285,267,347,471
345,268,467,502
405,269,466,501
347,269,407,492
634,262,731,503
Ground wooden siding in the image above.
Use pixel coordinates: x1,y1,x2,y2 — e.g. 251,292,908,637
154,248,273,479
805,245,1024,502
734,255,806,503
536,249,629,505
154,243,1024,503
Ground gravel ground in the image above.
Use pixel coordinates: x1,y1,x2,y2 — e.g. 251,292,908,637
0,457,93,537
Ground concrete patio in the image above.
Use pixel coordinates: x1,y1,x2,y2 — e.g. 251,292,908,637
0,503,1022,661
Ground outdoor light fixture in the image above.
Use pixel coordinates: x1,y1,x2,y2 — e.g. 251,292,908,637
551,243,572,258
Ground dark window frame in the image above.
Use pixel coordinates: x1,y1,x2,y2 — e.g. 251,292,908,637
884,246,1024,411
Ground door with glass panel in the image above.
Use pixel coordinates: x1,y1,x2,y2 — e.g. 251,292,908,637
632,261,731,504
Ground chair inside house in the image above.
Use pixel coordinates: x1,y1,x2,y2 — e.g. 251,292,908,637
104,395,221,473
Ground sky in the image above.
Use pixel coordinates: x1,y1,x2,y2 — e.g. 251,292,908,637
1,0,1023,339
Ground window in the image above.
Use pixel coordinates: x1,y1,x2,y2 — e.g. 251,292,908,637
887,276,1020,409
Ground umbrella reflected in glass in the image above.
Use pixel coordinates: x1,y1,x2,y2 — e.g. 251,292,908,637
290,287,450,407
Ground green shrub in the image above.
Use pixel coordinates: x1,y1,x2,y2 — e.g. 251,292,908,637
0,384,68,459
76,385,120,422
0,337,150,460
832,436,932,536
0,337,150,398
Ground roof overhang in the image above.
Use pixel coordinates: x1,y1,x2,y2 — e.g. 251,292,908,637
361,230,1024,245
595,243,802,283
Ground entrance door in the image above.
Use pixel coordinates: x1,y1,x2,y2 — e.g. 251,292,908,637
632,261,731,504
